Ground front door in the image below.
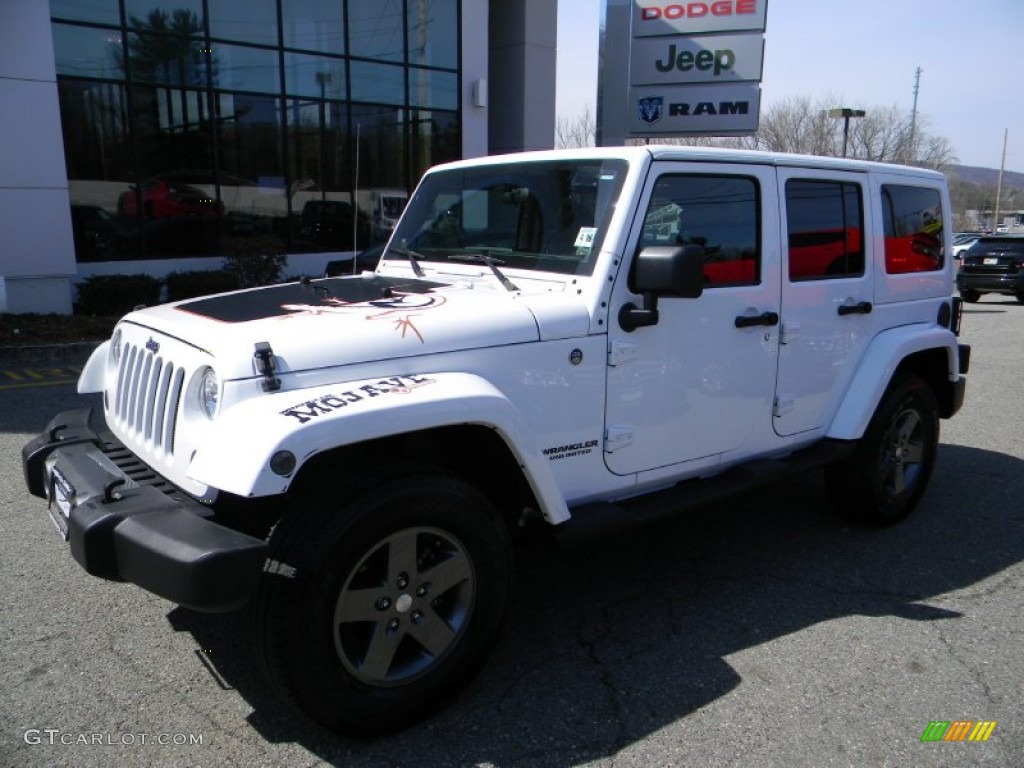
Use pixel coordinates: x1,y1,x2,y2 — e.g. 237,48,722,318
604,162,781,476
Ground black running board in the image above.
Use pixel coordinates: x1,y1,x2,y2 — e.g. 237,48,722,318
557,440,855,546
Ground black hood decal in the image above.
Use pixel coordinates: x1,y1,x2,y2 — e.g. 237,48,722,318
176,275,446,323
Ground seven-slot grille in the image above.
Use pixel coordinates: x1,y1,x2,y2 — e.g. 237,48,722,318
113,341,186,456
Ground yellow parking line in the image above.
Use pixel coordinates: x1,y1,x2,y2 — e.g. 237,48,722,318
0,379,78,391
0,366,81,390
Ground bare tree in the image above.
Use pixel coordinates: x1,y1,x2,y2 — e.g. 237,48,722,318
573,94,957,171
555,104,597,149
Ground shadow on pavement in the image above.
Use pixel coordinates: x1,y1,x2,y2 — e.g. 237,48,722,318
166,441,1024,765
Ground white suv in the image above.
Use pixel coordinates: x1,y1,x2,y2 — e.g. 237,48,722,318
24,146,969,734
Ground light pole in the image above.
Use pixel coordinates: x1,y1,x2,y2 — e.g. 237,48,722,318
827,107,866,158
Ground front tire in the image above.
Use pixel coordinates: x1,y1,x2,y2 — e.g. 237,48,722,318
251,470,512,735
825,376,939,526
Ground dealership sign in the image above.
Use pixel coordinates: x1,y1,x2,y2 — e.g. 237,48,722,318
629,33,764,85
599,0,768,143
629,82,761,134
632,1,768,36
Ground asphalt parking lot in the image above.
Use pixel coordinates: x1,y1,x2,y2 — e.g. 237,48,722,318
1,299,1021,767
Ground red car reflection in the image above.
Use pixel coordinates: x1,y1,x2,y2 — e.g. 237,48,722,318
117,177,224,219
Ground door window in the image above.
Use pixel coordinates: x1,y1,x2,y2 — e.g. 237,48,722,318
881,185,944,273
639,175,760,286
785,179,864,280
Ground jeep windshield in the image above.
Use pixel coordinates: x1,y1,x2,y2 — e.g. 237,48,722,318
385,159,629,276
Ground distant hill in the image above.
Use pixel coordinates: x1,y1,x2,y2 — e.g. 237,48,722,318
949,164,1024,191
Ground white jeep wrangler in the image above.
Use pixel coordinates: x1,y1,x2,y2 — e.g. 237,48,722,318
24,146,969,734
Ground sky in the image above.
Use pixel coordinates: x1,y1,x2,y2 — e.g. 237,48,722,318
555,0,1023,172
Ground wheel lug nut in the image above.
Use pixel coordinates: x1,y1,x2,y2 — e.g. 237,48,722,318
411,610,425,625
396,573,409,590
416,583,429,597
387,618,400,633
375,597,391,611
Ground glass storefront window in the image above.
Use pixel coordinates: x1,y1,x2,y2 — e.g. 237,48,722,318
407,0,458,69
282,0,345,54
414,108,459,179
286,98,363,251
53,1,461,263
408,68,457,110
53,23,124,79
212,43,282,93
351,104,405,190
124,1,204,29
283,53,346,100
209,0,279,46
348,0,404,63
51,0,121,26
125,32,207,85
350,60,405,105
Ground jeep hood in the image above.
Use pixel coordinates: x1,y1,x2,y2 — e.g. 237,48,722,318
123,273,588,379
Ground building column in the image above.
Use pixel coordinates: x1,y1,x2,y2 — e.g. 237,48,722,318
488,0,557,155
0,1,75,314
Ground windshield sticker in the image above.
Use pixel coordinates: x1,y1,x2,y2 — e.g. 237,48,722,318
280,375,436,424
574,227,597,252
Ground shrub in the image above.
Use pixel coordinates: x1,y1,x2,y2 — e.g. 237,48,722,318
222,235,288,289
165,270,240,302
75,274,162,317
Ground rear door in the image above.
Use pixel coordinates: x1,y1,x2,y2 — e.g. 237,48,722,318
773,168,876,437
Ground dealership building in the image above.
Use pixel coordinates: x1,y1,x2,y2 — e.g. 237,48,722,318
1,1,559,314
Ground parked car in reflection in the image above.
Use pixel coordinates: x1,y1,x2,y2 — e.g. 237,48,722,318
299,200,371,250
70,204,121,261
117,175,225,219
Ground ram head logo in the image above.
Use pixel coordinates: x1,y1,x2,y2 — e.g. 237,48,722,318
638,96,663,126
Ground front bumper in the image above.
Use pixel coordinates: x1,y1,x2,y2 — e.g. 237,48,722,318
22,409,267,612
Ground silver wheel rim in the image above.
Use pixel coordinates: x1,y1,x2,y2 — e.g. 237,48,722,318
880,405,924,497
333,526,475,687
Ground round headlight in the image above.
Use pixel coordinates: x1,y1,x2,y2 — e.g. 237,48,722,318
110,328,122,363
198,367,219,419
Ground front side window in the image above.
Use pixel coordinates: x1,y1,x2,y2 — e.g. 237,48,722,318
882,185,944,273
640,175,760,286
387,160,629,276
785,179,864,280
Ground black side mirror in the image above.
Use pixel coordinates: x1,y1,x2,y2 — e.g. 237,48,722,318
619,245,704,332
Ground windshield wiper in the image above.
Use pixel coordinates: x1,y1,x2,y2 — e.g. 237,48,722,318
449,249,519,292
386,243,426,277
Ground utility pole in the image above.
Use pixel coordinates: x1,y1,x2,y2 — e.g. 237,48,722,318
908,66,922,164
993,128,1008,233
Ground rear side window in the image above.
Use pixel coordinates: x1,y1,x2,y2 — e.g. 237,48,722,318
640,175,760,286
785,180,864,280
881,185,943,273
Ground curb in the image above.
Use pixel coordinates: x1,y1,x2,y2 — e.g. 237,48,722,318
0,341,103,366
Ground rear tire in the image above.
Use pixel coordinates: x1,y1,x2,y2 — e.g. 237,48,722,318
960,288,981,303
250,469,512,735
825,376,939,526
